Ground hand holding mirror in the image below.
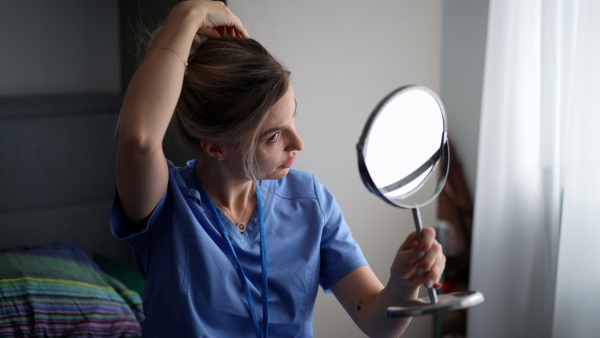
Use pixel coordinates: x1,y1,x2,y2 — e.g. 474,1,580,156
356,85,484,317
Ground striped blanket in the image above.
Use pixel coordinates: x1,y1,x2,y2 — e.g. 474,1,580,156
0,241,143,337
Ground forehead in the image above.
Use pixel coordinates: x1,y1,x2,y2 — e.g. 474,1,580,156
262,85,296,129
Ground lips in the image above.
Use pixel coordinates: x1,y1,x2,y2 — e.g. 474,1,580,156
280,156,295,169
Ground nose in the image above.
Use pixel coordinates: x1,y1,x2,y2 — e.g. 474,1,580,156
288,128,304,152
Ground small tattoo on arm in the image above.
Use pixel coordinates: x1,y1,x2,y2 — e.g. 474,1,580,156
356,299,365,311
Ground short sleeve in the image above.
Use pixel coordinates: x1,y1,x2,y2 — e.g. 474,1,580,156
110,183,168,244
109,161,177,279
314,177,368,293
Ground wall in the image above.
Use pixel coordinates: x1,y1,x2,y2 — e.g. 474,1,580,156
439,0,489,197
119,0,180,88
0,1,120,96
439,0,489,335
230,1,443,337
0,1,129,265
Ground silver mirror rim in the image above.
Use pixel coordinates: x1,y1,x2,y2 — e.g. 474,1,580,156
356,85,449,209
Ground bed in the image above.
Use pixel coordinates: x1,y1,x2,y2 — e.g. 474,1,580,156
0,93,144,337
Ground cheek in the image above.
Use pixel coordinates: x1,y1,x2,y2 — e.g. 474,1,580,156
256,151,278,170
254,147,285,177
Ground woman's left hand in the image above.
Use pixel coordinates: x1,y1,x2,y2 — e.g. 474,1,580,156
390,227,446,290
330,227,445,336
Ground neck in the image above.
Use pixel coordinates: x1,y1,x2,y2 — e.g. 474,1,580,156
195,158,255,215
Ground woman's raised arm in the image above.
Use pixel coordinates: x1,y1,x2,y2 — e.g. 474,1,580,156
116,1,248,225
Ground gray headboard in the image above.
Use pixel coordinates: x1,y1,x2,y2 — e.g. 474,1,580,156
0,93,134,265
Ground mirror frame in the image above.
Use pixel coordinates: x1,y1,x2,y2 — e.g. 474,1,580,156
356,85,450,209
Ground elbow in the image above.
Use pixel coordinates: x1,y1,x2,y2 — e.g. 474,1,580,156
118,127,162,157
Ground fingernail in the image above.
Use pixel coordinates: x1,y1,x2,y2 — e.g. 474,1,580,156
426,279,434,289
416,267,423,276
417,251,425,259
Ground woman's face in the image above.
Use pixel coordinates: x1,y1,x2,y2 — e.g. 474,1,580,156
254,84,304,180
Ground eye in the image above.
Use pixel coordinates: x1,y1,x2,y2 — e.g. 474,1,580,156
267,132,280,143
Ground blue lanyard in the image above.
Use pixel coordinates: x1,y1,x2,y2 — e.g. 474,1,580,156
201,183,268,338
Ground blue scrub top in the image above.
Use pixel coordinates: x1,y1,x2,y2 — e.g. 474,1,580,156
111,160,368,337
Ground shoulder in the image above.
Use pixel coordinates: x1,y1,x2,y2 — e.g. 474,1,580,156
267,169,337,206
167,160,199,192
169,160,193,180
267,169,319,199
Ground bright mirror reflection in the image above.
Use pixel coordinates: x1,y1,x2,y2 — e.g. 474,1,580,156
363,86,445,204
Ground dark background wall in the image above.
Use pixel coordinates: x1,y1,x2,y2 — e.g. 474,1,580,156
0,1,193,265
0,1,121,96
119,0,181,88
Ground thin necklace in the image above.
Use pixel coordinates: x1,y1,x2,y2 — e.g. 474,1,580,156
217,199,250,233
199,182,269,338
204,182,254,233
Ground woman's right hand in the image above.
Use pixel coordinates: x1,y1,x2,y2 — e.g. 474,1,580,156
194,1,249,37
170,0,249,38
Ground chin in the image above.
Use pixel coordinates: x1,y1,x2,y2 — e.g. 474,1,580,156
262,168,290,181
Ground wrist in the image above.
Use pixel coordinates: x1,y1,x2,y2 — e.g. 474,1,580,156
161,2,205,35
151,2,203,53
169,1,207,24
386,274,420,300
174,1,225,31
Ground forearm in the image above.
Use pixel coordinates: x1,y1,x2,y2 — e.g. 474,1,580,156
118,2,201,154
332,266,420,338
359,276,420,338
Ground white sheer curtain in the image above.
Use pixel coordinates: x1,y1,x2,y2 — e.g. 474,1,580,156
468,0,600,337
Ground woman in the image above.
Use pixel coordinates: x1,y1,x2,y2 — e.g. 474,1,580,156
112,1,445,337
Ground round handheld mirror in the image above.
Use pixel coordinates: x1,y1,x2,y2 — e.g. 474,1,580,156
357,85,449,208
357,85,483,317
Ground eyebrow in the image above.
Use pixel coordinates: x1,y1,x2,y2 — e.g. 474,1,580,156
261,100,298,136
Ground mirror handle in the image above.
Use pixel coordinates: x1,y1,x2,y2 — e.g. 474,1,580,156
411,207,439,304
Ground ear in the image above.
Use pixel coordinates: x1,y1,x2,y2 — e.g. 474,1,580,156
200,141,226,160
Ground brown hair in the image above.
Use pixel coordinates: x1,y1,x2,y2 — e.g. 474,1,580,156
173,36,290,180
